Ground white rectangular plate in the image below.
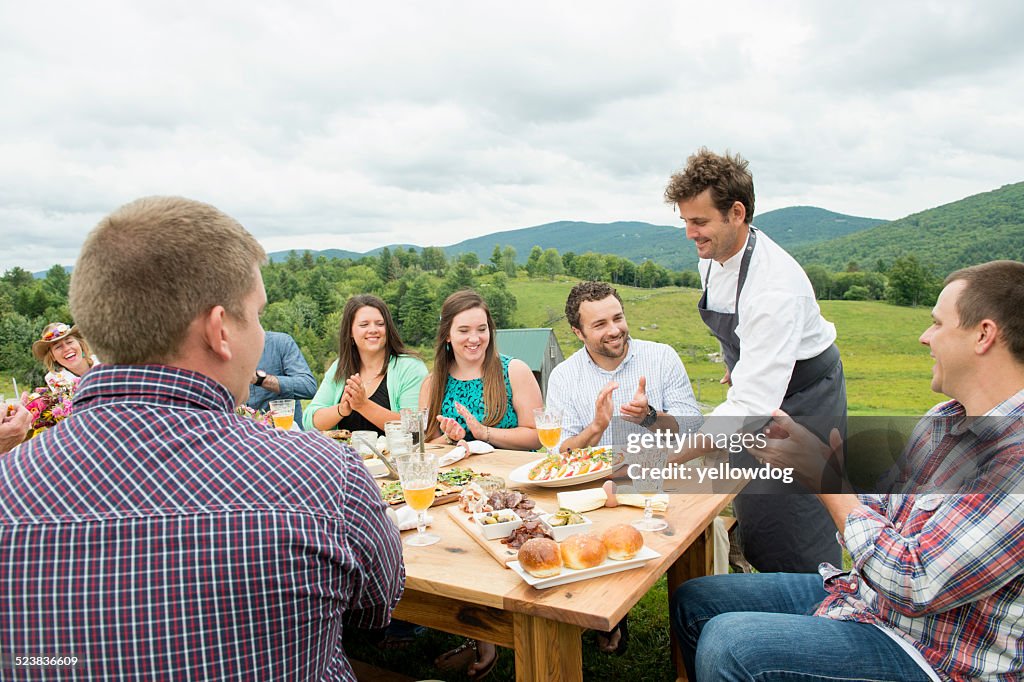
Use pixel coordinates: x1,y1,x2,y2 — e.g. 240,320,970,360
508,545,660,589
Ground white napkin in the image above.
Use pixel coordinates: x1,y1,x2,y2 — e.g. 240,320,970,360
386,505,434,531
614,485,670,512
438,440,495,467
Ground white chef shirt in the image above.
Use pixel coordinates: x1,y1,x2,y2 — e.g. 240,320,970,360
701,227,836,418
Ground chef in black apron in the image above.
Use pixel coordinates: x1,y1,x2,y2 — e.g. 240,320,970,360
698,227,846,572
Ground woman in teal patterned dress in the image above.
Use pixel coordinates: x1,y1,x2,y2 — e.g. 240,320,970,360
421,289,542,450
423,289,543,678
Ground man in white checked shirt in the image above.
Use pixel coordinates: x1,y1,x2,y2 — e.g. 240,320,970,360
547,281,702,451
546,280,703,654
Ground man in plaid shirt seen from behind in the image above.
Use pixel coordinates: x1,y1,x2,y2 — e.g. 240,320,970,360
0,197,404,680
672,260,1024,681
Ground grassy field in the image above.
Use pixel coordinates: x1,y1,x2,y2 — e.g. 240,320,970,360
508,277,938,416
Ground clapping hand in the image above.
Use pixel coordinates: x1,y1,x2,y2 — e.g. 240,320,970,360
454,402,487,440
590,381,618,432
343,373,369,411
619,376,650,424
436,414,467,443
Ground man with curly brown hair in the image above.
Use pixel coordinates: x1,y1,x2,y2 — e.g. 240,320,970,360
664,148,848,573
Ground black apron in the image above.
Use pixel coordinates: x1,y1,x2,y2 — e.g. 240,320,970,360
698,227,847,572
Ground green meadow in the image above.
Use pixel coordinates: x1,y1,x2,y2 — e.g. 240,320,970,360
508,277,938,416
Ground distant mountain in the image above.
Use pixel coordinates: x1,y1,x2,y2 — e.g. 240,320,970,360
269,206,883,271
753,207,886,249
792,182,1024,275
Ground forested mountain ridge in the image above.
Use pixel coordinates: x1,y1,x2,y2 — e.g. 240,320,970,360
793,182,1024,275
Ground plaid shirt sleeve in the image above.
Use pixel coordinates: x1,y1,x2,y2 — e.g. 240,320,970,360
341,461,405,629
843,491,1024,616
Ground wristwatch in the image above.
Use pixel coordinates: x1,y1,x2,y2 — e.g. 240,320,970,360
640,404,658,428
254,369,267,387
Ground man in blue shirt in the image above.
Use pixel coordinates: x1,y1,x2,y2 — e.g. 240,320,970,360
247,330,317,426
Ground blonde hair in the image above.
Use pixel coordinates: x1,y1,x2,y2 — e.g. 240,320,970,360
41,331,95,374
69,196,266,364
425,290,508,438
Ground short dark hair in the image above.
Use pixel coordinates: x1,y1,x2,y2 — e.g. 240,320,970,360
664,147,755,224
565,281,622,330
945,260,1024,364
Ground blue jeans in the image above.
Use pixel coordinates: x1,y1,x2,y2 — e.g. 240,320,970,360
671,573,931,681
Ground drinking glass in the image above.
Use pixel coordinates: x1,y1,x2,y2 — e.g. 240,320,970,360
269,399,295,430
395,452,440,546
630,449,668,532
400,407,429,452
533,407,563,456
384,420,410,452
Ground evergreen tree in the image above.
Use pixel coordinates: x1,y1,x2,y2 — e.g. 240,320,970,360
481,273,517,329
421,246,447,275
400,274,437,345
490,245,503,272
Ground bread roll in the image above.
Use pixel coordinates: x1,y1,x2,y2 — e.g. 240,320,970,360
560,533,607,569
601,523,644,560
518,538,562,577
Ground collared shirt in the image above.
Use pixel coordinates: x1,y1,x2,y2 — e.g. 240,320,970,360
1,364,404,681
546,338,701,448
247,331,318,424
816,390,1024,681
701,228,836,417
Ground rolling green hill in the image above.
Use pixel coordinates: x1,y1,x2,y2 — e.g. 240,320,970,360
504,276,937,415
793,182,1024,275
268,206,884,271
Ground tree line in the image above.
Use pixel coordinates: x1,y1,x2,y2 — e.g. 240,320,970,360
0,245,940,387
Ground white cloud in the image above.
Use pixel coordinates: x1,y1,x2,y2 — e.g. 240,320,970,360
1,0,1022,272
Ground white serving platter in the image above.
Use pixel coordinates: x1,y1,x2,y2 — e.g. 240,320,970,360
508,545,660,589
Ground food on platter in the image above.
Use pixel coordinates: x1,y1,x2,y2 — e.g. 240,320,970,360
458,482,493,513
560,533,607,570
539,509,593,542
527,446,617,482
473,509,523,540
502,519,553,548
601,524,644,561
487,488,541,522
518,538,562,578
545,508,586,527
477,509,518,525
322,429,352,441
379,467,485,506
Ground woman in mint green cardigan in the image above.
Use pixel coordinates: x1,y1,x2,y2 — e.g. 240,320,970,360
304,295,427,433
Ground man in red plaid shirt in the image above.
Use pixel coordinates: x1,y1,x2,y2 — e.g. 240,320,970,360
672,260,1024,681
0,197,404,680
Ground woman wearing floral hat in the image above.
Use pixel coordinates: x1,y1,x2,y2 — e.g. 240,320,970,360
31,323,100,391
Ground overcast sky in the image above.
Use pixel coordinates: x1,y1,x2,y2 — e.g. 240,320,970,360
2,0,1022,273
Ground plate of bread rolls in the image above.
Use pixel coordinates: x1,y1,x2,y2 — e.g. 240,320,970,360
508,523,659,589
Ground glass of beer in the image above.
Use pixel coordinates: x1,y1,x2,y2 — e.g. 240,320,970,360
533,407,563,456
395,452,440,546
269,399,295,430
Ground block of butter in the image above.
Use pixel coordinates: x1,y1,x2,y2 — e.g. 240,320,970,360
364,458,388,478
556,487,608,513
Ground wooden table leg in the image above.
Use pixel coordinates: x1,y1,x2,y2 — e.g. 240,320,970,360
512,612,583,682
667,521,714,681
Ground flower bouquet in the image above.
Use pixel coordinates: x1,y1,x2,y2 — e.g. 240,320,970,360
22,376,79,435
235,405,275,428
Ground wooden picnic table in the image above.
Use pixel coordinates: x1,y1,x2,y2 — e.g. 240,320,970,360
389,448,737,681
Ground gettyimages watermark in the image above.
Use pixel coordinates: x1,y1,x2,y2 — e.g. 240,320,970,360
608,414,1024,495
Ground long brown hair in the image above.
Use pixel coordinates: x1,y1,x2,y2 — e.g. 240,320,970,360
333,294,416,382
426,289,507,438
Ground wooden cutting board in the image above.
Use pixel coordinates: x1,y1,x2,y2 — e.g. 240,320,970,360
447,507,520,568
